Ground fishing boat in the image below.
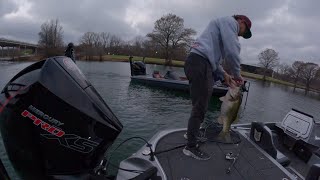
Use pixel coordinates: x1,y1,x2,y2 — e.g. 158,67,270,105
129,58,229,97
0,57,319,180
117,109,320,180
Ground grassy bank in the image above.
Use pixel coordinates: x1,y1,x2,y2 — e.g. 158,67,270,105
241,71,297,86
241,71,320,93
241,72,298,86
81,55,319,93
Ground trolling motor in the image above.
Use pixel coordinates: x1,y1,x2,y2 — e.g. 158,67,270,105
0,57,123,179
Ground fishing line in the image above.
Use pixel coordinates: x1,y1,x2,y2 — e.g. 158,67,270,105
239,81,250,119
102,136,153,175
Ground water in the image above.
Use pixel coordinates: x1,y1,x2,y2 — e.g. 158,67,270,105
0,60,319,178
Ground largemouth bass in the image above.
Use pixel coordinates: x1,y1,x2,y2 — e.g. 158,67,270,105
217,86,242,142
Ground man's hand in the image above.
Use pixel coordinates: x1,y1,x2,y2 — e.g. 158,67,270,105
233,75,244,86
223,72,237,88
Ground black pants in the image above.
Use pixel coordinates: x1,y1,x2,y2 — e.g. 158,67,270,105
184,53,213,147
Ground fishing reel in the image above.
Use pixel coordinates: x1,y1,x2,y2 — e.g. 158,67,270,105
241,81,250,93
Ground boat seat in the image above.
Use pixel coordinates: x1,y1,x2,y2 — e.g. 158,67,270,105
308,148,320,167
250,122,291,166
306,164,320,180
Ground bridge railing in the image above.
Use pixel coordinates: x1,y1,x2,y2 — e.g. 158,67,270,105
0,38,38,48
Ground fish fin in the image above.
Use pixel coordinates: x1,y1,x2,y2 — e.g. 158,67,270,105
219,96,226,102
218,116,224,124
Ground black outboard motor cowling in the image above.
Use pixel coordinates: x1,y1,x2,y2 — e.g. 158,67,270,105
129,59,146,76
0,57,123,179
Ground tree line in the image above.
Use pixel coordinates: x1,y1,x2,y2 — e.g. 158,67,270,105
38,19,64,57
257,48,320,94
37,14,196,64
37,15,320,94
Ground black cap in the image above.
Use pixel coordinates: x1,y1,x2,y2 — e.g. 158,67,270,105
68,42,74,47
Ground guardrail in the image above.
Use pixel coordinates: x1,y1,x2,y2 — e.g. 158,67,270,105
0,38,38,48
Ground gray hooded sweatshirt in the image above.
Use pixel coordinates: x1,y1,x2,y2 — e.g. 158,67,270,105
190,16,241,78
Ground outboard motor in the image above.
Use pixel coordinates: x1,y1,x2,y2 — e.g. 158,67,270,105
129,57,146,76
0,57,123,179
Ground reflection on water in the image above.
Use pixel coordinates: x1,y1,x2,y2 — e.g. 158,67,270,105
240,79,320,126
0,60,319,178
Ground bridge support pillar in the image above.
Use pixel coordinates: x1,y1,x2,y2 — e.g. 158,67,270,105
12,47,15,60
18,45,21,60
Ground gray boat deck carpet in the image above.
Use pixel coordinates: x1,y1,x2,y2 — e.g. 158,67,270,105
155,130,291,180
204,123,241,144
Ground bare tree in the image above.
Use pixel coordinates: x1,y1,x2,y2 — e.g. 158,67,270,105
38,19,64,57
317,69,320,79
132,36,145,56
315,69,320,90
275,62,291,81
79,32,96,60
147,13,196,64
80,32,95,45
100,32,111,52
142,39,157,58
301,62,319,94
92,33,104,60
38,19,64,48
109,35,122,55
277,63,291,75
258,48,280,80
290,61,305,91
79,32,124,60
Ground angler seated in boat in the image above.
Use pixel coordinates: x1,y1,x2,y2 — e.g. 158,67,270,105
164,70,180,80
152,70,188,81
152,71,163,79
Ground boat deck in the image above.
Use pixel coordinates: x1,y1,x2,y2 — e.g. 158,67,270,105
155,129,294,180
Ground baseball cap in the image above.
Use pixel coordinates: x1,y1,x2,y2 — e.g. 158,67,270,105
235,15,252,39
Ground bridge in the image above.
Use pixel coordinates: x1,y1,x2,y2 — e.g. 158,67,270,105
0,38,38,60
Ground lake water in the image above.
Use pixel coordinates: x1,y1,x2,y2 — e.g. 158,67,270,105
0,60,319,178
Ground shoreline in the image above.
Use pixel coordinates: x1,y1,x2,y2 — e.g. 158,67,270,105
3,55,320,94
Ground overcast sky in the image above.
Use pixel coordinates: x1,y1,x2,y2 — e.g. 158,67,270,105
0,0,319,65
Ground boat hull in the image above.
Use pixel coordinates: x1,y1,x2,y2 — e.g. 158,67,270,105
131,75,228,97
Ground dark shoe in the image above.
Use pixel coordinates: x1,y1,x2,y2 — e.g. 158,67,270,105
183,146,211,160
184,131,207,143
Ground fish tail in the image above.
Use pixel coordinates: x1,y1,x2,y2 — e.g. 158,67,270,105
218,122,229,137
218,130,232,143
